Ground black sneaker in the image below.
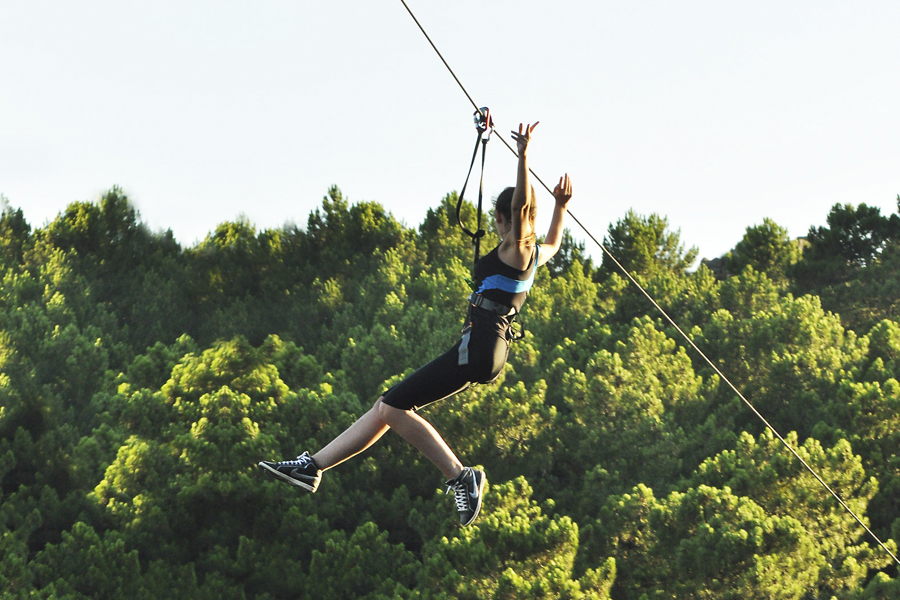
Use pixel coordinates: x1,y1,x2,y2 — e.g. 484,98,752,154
445,467,485,527
258,451,322,492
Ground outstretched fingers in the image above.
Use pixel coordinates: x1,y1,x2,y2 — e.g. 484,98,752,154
512,121,539,153
521,121,539,134
553,173,573,206
512,121,539,137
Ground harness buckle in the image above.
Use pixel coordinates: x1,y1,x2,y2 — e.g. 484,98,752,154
468,293,514,316
508,321,525,342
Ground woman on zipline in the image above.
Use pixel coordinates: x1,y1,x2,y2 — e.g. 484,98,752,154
259,122,573,526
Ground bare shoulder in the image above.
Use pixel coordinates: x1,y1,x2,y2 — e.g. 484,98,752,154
497,239,536,271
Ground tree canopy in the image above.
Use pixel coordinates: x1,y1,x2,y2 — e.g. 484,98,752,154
1,188,899,599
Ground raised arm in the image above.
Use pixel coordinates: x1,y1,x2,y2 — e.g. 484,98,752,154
537,173,573,267
508,122,539,247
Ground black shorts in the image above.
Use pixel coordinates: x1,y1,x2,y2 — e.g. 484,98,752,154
380,310,511,411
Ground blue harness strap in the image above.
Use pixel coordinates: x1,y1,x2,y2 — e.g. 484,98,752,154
474,244,540,296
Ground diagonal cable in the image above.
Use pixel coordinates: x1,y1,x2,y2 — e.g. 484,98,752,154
397,0,899,567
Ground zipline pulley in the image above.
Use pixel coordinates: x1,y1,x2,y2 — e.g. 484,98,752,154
456,107,494,269
474,106,493,137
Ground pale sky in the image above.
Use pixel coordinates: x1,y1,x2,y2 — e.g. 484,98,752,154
2,1,898,262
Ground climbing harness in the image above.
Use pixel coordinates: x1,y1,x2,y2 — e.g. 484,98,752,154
459,242,541,365
456,107,494,269
468,292,514,316
458,298,522,366
397,0,900,567
459,294,518,365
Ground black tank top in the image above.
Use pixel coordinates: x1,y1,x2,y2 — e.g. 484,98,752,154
472,244,540,312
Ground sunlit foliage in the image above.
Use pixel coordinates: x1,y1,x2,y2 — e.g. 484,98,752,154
1,188,899,598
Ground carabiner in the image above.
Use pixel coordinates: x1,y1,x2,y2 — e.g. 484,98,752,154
474,107,493,138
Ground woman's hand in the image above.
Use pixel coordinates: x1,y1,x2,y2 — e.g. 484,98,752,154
511,122,539,156
553,174,573,209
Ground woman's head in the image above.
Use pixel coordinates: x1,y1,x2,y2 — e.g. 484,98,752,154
494,186,537,239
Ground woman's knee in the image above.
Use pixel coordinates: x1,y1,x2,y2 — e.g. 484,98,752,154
372,396,387,418
376,398,406,425
373,396,388,417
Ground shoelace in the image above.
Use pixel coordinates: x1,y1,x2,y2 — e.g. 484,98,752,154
446,472,471,512
280,455,311,468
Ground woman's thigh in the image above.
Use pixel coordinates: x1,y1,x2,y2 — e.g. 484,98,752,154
380,341,473,411
380,329,509,411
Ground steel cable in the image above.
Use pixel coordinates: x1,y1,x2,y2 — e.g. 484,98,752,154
397,0,899,567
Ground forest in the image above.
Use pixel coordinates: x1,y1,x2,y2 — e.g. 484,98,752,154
1,187,899,599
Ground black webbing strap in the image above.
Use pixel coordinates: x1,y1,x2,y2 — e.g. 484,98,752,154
468,293,513,316
456,108,492,268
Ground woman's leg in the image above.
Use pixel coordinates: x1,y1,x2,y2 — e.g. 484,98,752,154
312,399,391,470
376,401,463,481
313,342,471,478
312,397,464,481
